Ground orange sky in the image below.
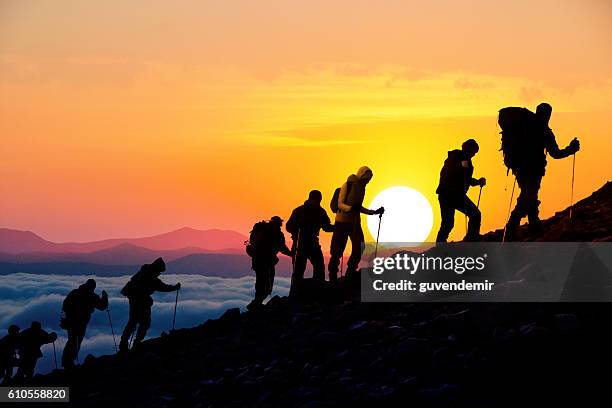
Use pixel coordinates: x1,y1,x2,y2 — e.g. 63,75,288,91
1,0,611,243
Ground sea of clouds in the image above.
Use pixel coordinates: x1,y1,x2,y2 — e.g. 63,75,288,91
0,273,290,375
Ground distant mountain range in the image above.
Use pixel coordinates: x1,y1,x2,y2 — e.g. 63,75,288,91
0,227,295,278
0,227,247,254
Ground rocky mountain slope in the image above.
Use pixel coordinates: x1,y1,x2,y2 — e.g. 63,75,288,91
31,182,612,407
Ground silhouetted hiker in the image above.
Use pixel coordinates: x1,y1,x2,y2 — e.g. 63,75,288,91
15,321,57,380
0,325,20,383
286,190,335,296
499,103,580,240
328,166,384,281
435,139,486,242
60,279,108,368
119,257,180,352
246,216,292,310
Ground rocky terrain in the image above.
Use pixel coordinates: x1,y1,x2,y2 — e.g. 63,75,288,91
30,182,612,407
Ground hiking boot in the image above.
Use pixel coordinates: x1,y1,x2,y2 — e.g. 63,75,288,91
462,234,481,242
528,217,543,235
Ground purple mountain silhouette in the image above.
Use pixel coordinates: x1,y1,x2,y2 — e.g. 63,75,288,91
0,227,247,255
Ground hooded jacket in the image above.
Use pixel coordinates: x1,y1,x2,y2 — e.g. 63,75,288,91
121,259,176,306
335,166,372,224
436,150,479,198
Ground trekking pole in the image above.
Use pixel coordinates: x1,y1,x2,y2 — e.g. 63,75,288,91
502,177,517,243
52,340,58,370
106,308,118,352
172,287,180,331
477,185,483,208
290,229,300,293
374,213,383,259
569,153,576,220
340,256,344,278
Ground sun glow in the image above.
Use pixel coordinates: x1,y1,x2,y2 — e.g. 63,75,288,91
366,186,434,244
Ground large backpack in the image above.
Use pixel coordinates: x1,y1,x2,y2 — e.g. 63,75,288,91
120,268,149,297
245,220,270,257
498,107,536,172
329,182,352,213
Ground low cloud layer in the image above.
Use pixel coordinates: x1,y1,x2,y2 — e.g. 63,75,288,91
0,273,289,375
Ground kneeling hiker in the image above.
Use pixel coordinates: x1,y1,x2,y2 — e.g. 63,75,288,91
286,190,334,296
435,139,486,242
15,322,57,380
61,279,108,368
119,257,180,352
246,216,292,310
328,166,384,281
0,325,20,383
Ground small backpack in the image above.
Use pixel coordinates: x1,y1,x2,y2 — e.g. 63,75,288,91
120,268,147,297
245,221,270,257
330,182,352,213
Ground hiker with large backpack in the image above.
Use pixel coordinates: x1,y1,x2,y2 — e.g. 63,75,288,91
435,139,486,242
246,216,292,310
60,279,108,368
285,190,335,297
119,257,180,352
328,166,384,281
498,103,580,240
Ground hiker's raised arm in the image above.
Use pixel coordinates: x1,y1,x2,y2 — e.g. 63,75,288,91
545,129,579,159
95,290,109,311
321,211,334,232
360,206,384,215
154,279,178,293
470,177,485,187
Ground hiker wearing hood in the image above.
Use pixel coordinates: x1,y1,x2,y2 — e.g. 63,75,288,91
328,166,384,280
504,103,579,240
119,257,180,352
60,279,108,368
435,139,486,242
15,322,57,380
0,325,20,383
286,190,335,295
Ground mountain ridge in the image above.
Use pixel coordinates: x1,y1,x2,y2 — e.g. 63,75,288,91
0,227,248,254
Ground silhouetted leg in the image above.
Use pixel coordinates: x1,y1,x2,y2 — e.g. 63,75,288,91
328,222,351,281
120,301,139,351
310,245,325,281
457,196,481,241
268,266,276,297
0,362,10,383
290,250,307,297
524,175,543,232
346,223,365,275
506,172,537,240
250,260,272,308
15,356,36,380
133,306,151,346
436,195,456,243
62,328,78,368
